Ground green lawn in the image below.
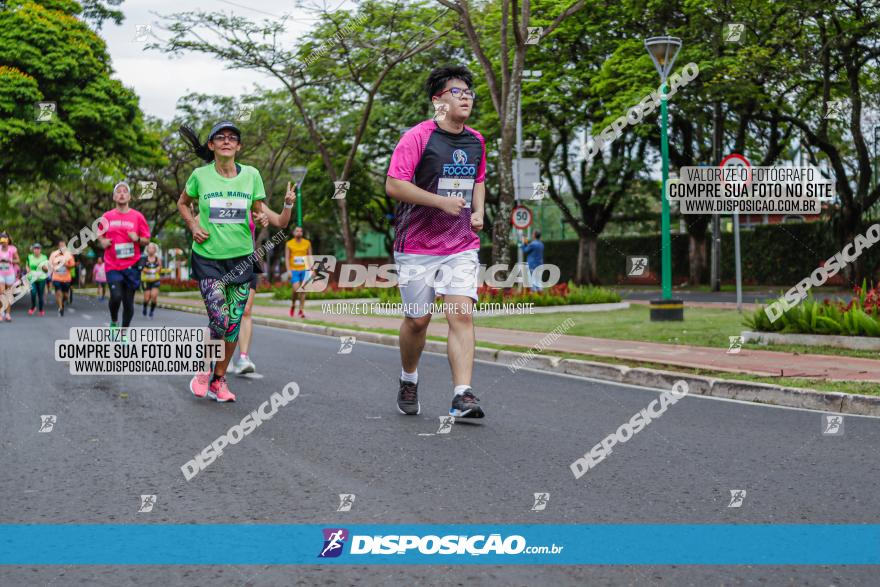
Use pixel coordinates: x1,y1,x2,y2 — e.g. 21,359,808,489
475,305,742,346
297,317,879,396
473,305,880,360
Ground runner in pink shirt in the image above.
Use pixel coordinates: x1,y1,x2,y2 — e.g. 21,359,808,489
0,232,21,321
98,182,151,330
92,257,107,300
386,65,487,419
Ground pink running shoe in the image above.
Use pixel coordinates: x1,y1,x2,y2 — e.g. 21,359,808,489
4,313,11,322
38,310,45,317
189,371,210,399
289,306,295,317
28,308,35,316
208,376,236,402
298,310,305,319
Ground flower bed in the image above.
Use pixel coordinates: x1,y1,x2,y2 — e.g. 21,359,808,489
159,279,199,293
744,281,880,337
271,284,390,300
377,281,621,307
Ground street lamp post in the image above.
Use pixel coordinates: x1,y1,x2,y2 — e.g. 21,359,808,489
645,35,684,321
873,125,880,193
289,166,308,227
515,69,542,291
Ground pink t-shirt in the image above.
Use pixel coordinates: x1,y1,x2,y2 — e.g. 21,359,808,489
0,245,17,276
387,119,486,255
92,263,107,283
100,208,151,271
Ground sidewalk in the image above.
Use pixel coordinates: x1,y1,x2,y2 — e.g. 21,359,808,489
159,295,880,383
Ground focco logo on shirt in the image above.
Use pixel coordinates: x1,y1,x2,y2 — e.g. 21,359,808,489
443,149,476,176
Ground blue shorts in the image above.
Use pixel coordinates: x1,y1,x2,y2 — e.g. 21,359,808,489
290,270,308,284
106,267,141,290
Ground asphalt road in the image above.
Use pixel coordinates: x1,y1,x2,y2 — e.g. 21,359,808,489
1,295,878,586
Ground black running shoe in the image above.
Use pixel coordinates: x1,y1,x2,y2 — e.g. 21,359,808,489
450,390,484,418
397,379,420,415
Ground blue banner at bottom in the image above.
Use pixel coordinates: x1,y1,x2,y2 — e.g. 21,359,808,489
1,524,878,565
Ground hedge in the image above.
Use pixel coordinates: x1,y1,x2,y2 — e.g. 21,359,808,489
481,222,880,286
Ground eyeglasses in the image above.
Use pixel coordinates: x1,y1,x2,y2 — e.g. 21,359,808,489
212,134,240,143
434,87,476,100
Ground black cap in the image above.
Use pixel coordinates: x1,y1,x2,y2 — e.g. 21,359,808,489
208,121,241,141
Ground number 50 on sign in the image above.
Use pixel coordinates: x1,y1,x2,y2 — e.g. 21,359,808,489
511,205,532,229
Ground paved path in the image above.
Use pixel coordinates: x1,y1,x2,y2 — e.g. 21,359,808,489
2,296,879,585
160,296,880,383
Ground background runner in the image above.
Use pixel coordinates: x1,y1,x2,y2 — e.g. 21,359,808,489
98,182,151,331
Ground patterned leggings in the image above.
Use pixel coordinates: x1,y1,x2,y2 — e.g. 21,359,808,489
198,279,250,342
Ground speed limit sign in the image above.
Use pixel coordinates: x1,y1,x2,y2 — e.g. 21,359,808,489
511,205,532,229
719,153,752,187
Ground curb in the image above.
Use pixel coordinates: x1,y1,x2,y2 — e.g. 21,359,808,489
741,329,880,351
157,301,880,417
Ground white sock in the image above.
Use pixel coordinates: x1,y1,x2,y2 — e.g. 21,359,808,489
400,369,418,384
453,385,471,396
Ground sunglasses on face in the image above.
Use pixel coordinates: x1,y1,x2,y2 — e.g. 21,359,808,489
212,134,240,144
434,87,476,100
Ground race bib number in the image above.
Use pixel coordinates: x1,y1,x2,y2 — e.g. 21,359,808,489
55,265,68,275
437,177,474,208
209,198,248,224
115,243,135,259
294,256,305,266
0,261,9,271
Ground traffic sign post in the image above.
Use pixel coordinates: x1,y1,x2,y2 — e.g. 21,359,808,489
511,205,533,229
513,158,541,200
720,153,750,312
511,205,533,292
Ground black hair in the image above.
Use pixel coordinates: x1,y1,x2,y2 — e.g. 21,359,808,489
534,230,541,239
178,125,214,163
425,65,474,100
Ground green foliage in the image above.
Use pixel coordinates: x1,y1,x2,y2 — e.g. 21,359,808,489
0,1,159,185
745,282,880,337
485,222,880,285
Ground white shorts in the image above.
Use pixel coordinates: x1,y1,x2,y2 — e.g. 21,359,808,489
0,274,15,286
395,249,479,318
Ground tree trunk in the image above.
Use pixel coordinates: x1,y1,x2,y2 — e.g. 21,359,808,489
688,231,708,285
490,107,518,269
840,213,864,285
575,233,599,285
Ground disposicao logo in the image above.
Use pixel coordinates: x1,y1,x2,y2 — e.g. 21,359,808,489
318,528,349,558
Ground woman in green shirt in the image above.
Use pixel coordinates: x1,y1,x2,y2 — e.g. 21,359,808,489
26,243,49,316
177,121,269,403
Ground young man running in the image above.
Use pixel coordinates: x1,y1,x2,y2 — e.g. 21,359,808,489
231,185,296,375
285,226,311,318
49,240,75,316
98,182,151,331
0,232,20,321
141,242,162,319
386,65,486,418
178,121,269,403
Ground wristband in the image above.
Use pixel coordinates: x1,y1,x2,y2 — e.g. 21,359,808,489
283,202,295,209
